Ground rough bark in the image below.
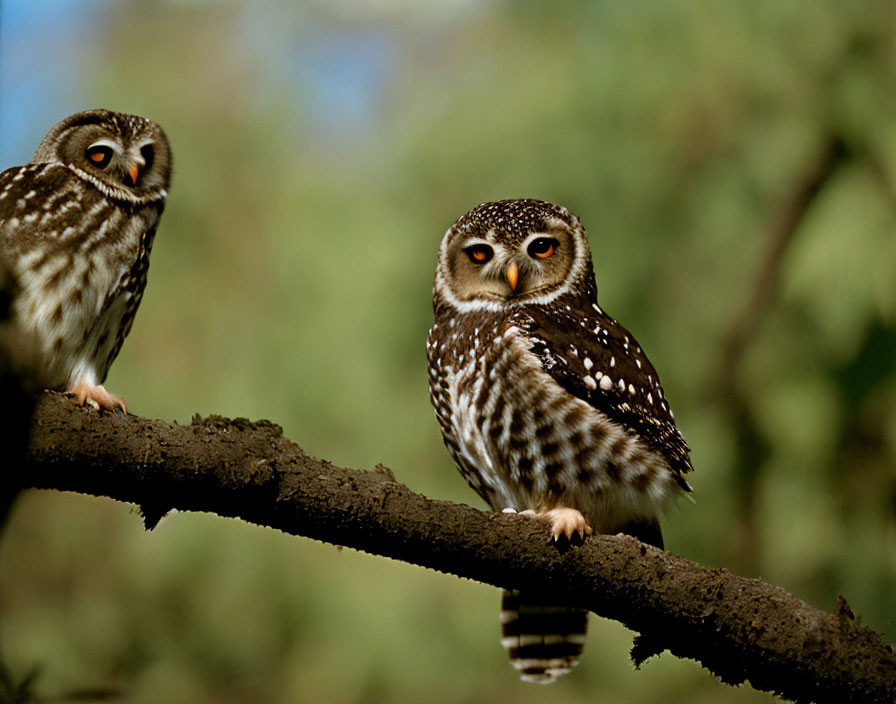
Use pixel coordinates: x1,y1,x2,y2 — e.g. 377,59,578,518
16,392,896,704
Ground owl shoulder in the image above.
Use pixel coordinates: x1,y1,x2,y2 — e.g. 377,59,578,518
510,304,694,480
0,162,73,197
0,163,108,243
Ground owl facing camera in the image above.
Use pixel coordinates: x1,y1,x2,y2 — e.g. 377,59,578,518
427,199,692,683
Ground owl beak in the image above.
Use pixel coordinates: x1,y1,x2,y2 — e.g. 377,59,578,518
505,261,519,292
128,163,140,186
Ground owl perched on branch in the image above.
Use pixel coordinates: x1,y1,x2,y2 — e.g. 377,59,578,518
0,109,171,412
427,199,692,683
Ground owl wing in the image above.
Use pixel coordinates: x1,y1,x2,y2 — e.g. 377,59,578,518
513,302,693,485
0,163,82,251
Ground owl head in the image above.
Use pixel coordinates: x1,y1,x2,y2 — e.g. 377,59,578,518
434,199,596,312
31,109,171,198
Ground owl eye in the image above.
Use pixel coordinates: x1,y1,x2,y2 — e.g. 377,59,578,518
527,237,557,259
86,145,113,168
465,244,494,264
140,144,155,171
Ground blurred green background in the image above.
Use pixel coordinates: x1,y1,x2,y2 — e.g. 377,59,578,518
2,1,895,702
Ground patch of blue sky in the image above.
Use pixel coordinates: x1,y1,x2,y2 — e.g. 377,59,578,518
238,8,396,145
294,29,395,140
0,0,112,167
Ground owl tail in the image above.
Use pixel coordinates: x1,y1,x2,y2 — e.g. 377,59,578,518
499,520,665,683
499,589,588,684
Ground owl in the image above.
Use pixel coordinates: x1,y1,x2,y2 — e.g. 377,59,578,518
427,199,692,683
0,109,171,411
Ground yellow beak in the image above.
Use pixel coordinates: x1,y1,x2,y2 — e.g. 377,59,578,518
129,163,140,186
506,261,519,292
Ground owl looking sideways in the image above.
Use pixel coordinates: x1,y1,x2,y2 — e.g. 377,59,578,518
426,199,692,683
0,109,171,411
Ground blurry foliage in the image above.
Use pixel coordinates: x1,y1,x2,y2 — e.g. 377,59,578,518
1,1,895,702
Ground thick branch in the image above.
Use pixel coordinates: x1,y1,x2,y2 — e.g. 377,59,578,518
18,393,896,703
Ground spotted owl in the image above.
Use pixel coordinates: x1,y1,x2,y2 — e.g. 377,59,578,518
0,109,171,411
426,199,692,683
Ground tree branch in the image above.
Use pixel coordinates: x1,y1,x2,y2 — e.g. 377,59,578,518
720,133,849,390
17,392,896,703
718,134,850,571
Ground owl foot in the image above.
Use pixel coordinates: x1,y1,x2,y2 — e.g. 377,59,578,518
70,379,127,413
510,507,592,543
545,508,593,543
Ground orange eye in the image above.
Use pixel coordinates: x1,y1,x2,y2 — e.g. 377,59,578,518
527,237,557,259
86,146,112,168
465,244,494,264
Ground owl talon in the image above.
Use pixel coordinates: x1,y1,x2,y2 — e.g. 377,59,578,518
545,508,592,542
511,508,592,543
70,380,127,413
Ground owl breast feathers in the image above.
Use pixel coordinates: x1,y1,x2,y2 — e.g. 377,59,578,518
427,198,692,682
0,109,171,411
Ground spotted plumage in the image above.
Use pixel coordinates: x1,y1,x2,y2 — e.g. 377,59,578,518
427,199,692,683
0,109,171,411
